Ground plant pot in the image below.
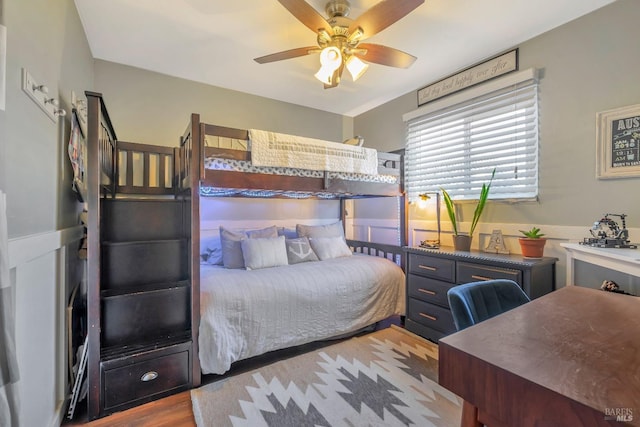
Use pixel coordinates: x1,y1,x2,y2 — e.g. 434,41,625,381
519,238,546,258
453,234,472,252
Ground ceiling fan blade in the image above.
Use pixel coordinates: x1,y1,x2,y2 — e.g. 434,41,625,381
254,46,318,64
357,43,417,68
350,0,424,39
278,0,333,34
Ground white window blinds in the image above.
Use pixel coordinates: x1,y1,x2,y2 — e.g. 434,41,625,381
405,69,539,202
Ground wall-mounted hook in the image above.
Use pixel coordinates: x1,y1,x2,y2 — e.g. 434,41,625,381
21,68,63,122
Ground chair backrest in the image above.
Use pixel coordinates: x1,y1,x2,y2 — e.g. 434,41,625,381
447,279,531,331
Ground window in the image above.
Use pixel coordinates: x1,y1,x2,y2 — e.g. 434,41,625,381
404,69,539,202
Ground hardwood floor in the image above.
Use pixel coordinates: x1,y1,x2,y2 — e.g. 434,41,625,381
68,392,196,427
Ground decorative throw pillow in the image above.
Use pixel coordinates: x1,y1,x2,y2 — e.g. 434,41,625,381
220,225,278,269
200,235,223,265
296,221,344,239
241,236,288,270
309,236,353,261
285,237,319,264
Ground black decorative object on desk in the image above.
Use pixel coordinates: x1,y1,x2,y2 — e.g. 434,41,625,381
581,213,637,249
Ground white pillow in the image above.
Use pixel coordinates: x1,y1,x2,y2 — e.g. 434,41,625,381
296,221,344,239
241,236,288,270
309,236,352,260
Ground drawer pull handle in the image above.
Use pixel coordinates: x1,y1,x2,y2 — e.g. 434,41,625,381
419,312,437,321
141,371,159,382
471,275,492,281
418,265,437,271
418,288,436,295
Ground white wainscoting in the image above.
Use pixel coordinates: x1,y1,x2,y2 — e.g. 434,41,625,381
347,218,640,290
8,225,84,427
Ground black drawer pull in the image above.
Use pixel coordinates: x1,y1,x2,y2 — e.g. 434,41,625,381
418,264,437,271
471,274,492,281
419,312,437,321
418,288,436,296
140,371,159,382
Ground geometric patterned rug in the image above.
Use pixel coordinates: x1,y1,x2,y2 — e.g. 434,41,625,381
191,325,462,426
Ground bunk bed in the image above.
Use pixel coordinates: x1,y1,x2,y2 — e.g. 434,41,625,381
179,114,407,375
84,96,407,419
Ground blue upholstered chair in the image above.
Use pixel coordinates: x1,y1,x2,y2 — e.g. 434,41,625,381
447,279,531,331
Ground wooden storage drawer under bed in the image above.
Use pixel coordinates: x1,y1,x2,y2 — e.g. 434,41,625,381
101,342,191,412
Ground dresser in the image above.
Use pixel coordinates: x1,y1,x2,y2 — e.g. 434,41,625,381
404,247,557,342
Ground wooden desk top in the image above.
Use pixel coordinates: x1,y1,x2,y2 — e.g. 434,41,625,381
439,286,640,426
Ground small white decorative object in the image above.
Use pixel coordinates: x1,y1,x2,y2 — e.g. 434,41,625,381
484,229,509,254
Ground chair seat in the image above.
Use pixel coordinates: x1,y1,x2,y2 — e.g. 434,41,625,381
447,279,531,331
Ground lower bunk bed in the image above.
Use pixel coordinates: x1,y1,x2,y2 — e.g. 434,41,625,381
199,249,406,375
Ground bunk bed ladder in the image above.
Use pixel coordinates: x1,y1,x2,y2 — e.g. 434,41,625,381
85,93,198,420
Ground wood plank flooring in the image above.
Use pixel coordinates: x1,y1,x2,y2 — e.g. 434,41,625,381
69,392,196,427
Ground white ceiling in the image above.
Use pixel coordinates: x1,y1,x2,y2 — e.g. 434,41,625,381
74,0,614,117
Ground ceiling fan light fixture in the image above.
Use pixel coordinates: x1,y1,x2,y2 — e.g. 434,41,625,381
319,46,342,70
346,55,368,81
314,65,334,85
315,46,342,84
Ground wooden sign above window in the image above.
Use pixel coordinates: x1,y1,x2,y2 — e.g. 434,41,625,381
417,49,518,106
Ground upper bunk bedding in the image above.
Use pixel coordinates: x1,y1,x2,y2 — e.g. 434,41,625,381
198,254,406,375
180,116,403,198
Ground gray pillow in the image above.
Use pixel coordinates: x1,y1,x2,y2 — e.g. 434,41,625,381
220,225,278,269
285,237,319,264
309,236,353,260
241,236,288,270
296,221,344,239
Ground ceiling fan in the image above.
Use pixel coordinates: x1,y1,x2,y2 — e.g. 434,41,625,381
254,0,425,88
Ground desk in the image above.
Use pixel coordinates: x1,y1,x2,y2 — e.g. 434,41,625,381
561,243,640,287
438,286,640,427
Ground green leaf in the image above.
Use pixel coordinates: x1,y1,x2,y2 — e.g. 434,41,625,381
469,168,495,236
441,188,458,235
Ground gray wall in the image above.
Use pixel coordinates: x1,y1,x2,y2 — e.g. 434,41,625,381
2,0,93,238
354,0,640,229
94,60,352,147
1,1,94,426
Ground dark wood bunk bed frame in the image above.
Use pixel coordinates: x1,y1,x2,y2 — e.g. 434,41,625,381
84,93,407,420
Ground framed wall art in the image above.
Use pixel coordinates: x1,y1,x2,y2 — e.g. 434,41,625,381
596,103,640,179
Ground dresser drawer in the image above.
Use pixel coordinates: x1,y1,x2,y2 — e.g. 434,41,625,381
407,274,453,307
102,345,190,411
408,298,456,335
457,262,522,285
408,253,455,281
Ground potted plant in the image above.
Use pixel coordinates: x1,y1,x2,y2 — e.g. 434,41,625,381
519,227,547,258
441,169,495,251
